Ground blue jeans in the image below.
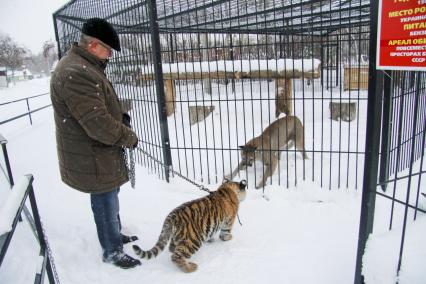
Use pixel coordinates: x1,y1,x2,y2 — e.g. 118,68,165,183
90,188,123,260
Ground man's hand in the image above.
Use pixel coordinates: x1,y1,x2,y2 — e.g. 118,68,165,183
123,114,138,149
132,139,138,149
123,113,131,128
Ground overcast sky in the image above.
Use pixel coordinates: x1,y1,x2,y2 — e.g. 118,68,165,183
0,0,69,54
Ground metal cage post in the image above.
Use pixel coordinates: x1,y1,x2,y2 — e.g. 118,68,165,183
0,134,14,187
354,0,383,281
147,0,173,182
379,73,392,192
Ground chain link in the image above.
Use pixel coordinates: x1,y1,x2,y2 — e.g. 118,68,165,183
129,148,136,188
134,146,211,193
132,147,242,224
41,221,61,284
123,148,136,189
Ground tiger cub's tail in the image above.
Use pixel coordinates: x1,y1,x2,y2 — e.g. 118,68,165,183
132,215,173,259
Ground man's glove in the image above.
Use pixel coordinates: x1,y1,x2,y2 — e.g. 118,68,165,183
123,113,131,128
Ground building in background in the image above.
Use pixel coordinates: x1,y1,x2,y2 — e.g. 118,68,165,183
0,67,7,87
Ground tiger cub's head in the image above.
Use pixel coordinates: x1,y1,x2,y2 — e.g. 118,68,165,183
220,179,247,202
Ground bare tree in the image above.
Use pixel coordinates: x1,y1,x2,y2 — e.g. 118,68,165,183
0,33,27,71
0,33,27,85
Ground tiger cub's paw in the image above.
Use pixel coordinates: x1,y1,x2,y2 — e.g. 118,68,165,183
181,262,198,273
220,233,232,241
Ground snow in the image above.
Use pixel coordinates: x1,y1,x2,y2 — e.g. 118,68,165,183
363,202,426,284
0,175,32,235
139,59,321,75
0,78,425,284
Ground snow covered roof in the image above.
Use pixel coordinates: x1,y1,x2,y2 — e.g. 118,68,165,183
135,59,321,79
54,0,369,36
6,69,32,77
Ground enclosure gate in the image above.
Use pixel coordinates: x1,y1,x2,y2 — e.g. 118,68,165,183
354,0,426,282
355,69,426,283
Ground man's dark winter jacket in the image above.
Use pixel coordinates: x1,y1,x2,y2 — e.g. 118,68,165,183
50,43,137,194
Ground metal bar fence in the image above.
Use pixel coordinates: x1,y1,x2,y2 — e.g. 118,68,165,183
0,175,57,284
386,72,426,177
1,137,59,283
0,93,51,126
355,12,426,283
1,134,41,245
378,72,426,280
157,19,370,190
53,0,372,190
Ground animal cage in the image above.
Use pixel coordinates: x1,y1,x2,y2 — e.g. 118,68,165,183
53,0,371,190
53,0,425,283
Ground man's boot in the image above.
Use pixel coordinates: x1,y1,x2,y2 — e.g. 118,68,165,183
105,252,141,269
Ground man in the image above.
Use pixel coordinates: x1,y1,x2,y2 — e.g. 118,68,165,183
50,18,141,269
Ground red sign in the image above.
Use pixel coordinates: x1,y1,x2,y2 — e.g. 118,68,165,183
377,0,426,70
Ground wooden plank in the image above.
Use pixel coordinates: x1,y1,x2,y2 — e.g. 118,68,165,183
344,65,369,91
275,78,293,116
164,79,176,117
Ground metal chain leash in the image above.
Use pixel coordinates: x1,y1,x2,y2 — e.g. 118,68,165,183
128,148,136,188
134,146,211,194
123,147,136,189
41,221,61,284
131,147,243,225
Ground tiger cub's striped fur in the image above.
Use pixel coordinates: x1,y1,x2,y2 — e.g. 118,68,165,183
132,180,247,273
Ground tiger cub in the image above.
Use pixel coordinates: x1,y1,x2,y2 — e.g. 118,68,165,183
132,179,247,273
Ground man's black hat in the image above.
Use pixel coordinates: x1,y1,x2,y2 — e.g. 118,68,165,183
82,18,121,51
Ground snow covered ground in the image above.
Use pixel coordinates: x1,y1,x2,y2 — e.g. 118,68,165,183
0,78,425,284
